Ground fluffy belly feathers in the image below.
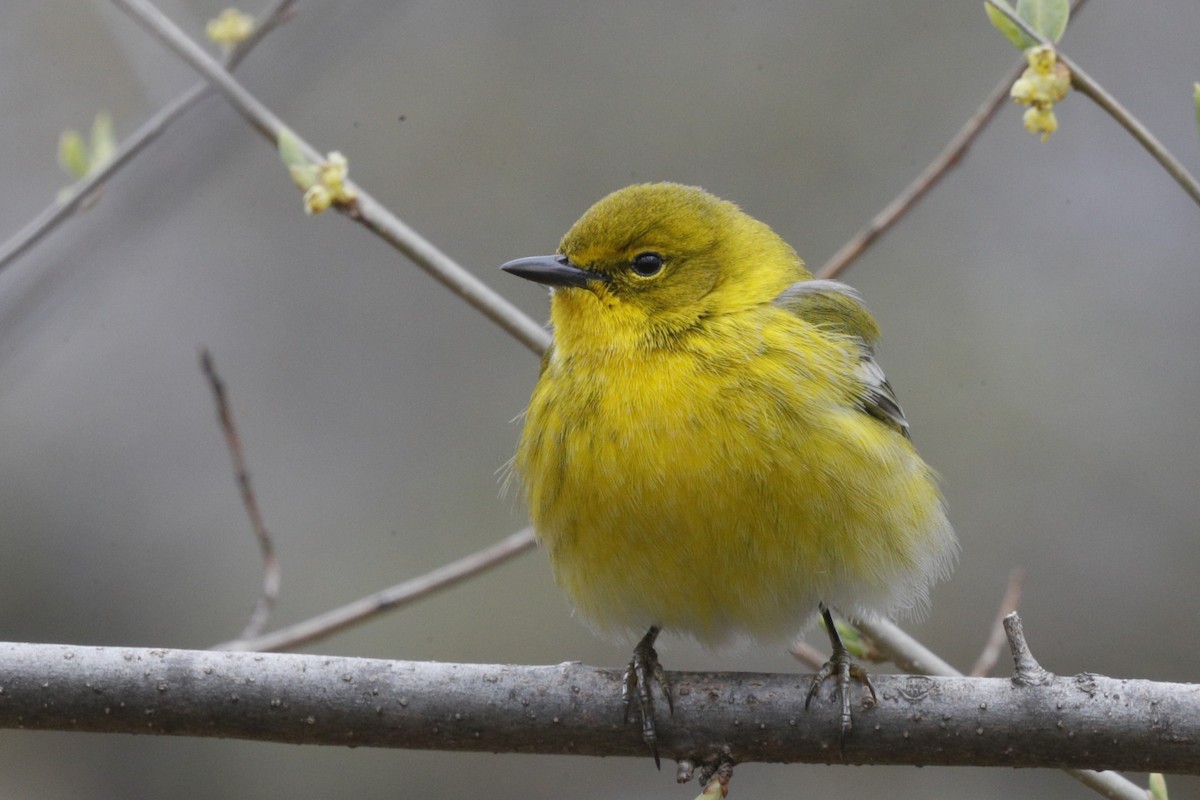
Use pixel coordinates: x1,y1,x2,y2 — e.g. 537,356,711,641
515,336,955,645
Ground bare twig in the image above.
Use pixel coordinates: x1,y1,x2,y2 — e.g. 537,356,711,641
226,2,299,60
816,63,1023,279
856,616,961,677
984,0,1200,209
969,567,1025,677
214,526,537,652
859,616,1146,800
0,0,297,275
1065,61,1200,207
787,640,828,672
201,350,279,639
816,0,1092,279
110,0,551,357
97,0,548,656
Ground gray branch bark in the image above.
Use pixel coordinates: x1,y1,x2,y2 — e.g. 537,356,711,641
0,642,1196,775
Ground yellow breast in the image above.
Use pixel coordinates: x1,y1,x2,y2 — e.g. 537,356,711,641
515,305,955,645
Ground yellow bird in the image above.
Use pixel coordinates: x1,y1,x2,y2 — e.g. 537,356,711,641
501,183,957,765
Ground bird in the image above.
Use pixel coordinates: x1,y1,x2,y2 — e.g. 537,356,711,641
500,182,957,766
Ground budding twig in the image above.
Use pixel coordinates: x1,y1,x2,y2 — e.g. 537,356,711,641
0,1,298,274
983,0,1200,208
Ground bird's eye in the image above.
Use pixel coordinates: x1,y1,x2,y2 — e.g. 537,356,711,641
631,252,664,277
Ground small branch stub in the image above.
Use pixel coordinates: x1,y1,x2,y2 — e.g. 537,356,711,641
1004,612,1052,686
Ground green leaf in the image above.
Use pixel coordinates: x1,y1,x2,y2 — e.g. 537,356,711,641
1017,0,1069,42
278,129,317,189
832,620,878,661
986,0,1069,48
88,111,116,171
984,1,1034,49
58,130,89,178
1194,83,1200,143
1148,772,1169,800
58,111,116,183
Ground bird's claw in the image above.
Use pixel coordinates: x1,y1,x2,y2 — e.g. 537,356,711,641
805,604,877,739
804,644,877,736
621,626,672,768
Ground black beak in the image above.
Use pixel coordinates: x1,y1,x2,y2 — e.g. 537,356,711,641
500,255,609,289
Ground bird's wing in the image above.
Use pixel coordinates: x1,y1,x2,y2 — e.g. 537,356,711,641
773,279,910,438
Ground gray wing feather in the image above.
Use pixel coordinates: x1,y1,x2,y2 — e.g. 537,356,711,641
774,279,911,438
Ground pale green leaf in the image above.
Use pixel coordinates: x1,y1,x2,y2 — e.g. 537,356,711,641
288,163,319,190
1194,83,1200,143
984,1,1035,50
278,129,316,189
832,619,877,661
57,130,89,178
88,111,116,171
1017,0,1069,42
1148,773,1168,800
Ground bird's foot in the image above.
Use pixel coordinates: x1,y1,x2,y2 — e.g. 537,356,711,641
804,604,878,739
621,626,673,768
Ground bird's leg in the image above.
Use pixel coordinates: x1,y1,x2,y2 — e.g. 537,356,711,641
621,625,673,768
804,603,877,738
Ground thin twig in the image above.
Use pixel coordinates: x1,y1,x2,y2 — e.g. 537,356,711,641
787,640,828,672
103,0,549,655
0,0,297,275
1064,61,1200,207
110,0,551,357
858,616,1146,800
984,0,1200,209
855,616,961,677
816,64,1023,279
227,2,298,60
968,567,1025,677
816,0,1092,279
214,526,537,652
201,350,279,640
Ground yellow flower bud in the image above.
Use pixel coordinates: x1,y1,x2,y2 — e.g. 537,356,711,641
303,185,332,215
285,143,357,214
1047,62,1071,101
1023,106,1058,140
1010,77,1036,105
1009,45,1070,140
316,152,357,207
206,8,255,48
1027,45,1057,76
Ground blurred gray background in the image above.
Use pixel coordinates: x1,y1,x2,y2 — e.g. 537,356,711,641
1,1,1197,798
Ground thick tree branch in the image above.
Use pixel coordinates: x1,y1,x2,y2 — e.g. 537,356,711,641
0,642,1196,775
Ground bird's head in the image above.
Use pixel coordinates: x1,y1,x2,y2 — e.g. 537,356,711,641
502,183,808,354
